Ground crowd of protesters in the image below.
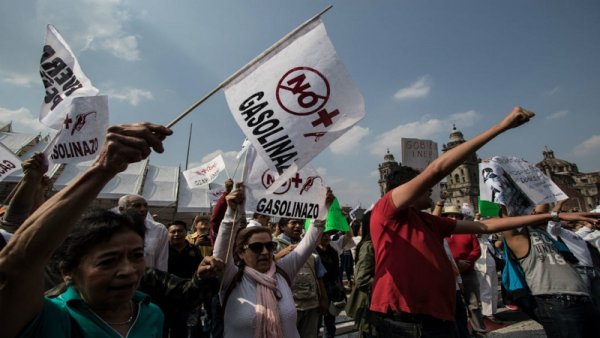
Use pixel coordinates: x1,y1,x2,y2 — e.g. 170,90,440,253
1,106,600,338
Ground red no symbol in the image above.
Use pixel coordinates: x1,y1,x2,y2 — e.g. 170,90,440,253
276,67,330,116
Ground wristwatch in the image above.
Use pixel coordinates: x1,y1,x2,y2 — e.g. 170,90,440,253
550,211,560,222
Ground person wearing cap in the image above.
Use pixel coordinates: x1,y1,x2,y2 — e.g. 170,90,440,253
443,205,487,333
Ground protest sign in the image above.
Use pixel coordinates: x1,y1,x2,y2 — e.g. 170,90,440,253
0,143,21,182
39,25,99,129
183,154,227,189
224,19,365,191
496,156,567,205
401,138,440,202
401,138,438,171
479,156,565,216
242,144,327,220
44,96,108,165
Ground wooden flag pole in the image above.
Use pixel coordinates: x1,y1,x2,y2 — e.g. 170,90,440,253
166,5,333,129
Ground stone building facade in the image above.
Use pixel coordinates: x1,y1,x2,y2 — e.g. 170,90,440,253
440,126,480,210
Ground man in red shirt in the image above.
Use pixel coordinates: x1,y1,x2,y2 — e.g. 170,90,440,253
370,107,600,338
444,206,486,333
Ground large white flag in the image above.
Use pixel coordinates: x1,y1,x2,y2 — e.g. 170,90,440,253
39,24,99,129
44,96,108,165
224,19,365,187
0,143,22,182
242,144,328,220
479,156,566,216
183,154,227,189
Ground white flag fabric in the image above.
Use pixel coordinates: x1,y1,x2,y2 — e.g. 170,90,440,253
183,154,226,189
479,156,566,216
39,24,99,129
0,143,22,182
44,96,108,165
242,144,328,220
349,203,361,221
236,139,252,160
224,19,365,185
208,183,225,207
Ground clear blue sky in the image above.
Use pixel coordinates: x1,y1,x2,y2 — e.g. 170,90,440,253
1,0,599,207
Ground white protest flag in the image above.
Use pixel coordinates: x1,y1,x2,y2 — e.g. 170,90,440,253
183,154,227,189
479,157,538,216
242,144,328,220
236,139,252,160
224,19,365,191
44,96,108,165
39,24,99,129
208,183,225,207
0,142,22,182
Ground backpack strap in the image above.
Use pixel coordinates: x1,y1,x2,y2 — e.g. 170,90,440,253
220,268,245,316
275,265,292,288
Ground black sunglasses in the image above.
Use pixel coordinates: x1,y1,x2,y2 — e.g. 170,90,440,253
243,241,277,254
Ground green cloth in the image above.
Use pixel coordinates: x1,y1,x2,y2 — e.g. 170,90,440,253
304,198,350,232
478,198,501,217
19,285,164,338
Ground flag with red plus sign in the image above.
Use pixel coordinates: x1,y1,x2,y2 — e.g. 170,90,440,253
224,19,365,190
242,143,328,220
182,154,227,189
43,96,108,165
39,25,98,130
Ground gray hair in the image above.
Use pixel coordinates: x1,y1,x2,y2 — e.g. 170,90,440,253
117,194,144,210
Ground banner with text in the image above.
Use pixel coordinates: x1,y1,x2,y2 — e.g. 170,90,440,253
39,25,99,129
0,142,22,182
479,156,566,216
224,19,365,190
401,138,440,202
44,95,108,165
183,154,226,189
242,144,327,220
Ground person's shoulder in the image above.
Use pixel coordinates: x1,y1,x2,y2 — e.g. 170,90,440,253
146,219,168,232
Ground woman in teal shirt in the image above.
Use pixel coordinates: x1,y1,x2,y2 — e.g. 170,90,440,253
0,122,173,338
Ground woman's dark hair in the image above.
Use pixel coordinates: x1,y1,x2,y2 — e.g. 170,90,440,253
52,209,145,274
355,211,372,261
234,226,273,267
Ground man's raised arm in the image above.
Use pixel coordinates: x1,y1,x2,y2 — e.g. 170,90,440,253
391,106,534,210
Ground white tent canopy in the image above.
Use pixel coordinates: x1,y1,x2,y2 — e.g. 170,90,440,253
142,165,179,207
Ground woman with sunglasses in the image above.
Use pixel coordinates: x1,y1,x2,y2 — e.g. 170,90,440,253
213,183,330,338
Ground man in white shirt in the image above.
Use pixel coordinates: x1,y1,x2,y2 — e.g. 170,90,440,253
118,194,169,271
